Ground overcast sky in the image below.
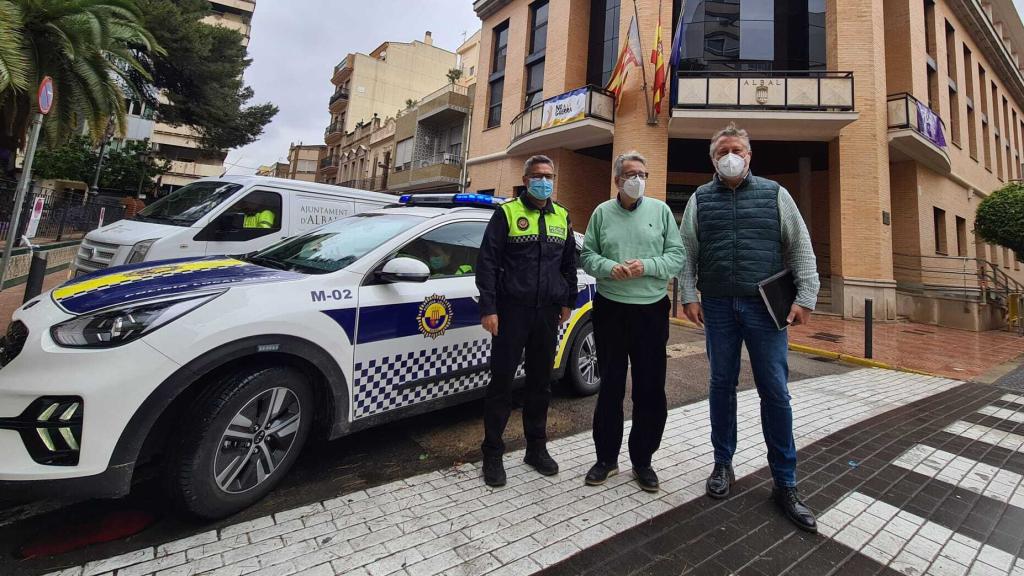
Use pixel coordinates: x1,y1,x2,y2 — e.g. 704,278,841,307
227,1,1024,174
223,1,482,174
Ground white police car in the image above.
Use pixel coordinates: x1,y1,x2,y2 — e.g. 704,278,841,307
0,194,599,518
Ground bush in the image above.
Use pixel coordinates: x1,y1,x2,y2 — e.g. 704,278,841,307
975,182,1024,260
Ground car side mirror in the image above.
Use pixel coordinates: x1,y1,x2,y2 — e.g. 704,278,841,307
377,257,430,283
220,212,245,231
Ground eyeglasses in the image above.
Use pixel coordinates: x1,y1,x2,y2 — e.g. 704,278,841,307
621,172,649,180
527,174,556,181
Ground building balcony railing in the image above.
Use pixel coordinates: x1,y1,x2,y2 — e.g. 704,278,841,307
339,176,387,192
886,92,951,174
319,156,338,169
388,153,463,192
324,123,344,139
670,70,858,141
510,85,615,144
329,89,350,106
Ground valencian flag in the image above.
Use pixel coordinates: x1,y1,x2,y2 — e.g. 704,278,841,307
606,14,643,110
668,1,685,69
651,6,667,114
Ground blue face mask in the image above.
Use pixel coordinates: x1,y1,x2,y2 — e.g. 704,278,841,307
527,177,553,200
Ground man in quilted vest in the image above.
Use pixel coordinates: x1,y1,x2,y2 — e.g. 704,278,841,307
678,123,821,532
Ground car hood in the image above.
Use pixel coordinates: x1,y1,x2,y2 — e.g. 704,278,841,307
51,256,305,315
87,219,189,246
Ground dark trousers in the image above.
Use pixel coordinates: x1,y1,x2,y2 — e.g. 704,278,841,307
482,303,560,458
592,293,670,468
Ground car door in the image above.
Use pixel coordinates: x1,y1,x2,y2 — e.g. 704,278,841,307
197,189,290,255
352,219,489,421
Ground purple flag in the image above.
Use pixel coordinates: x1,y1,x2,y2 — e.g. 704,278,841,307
916,100,947,148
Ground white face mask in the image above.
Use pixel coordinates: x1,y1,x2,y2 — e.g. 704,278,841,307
716,152,747,179
621,176,645,200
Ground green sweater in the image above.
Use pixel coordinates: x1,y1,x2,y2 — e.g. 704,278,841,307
581,196,686,305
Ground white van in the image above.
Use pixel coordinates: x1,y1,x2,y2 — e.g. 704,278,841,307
71,175,395,277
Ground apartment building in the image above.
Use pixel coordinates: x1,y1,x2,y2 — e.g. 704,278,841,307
319,32,459,184
458,30,483,87
319,115,397,191
151,0,255,193
284,143,325,182
466,0,1024,330
257,163,289,178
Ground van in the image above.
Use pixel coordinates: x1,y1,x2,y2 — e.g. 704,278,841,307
71,176,395,277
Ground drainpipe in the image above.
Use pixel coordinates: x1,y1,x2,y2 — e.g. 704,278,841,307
460,100,472,193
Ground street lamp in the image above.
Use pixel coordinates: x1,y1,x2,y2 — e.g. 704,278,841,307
89,118,116,197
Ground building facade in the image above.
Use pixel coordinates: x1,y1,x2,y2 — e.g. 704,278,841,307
320,115,396,191
458,30,483,88
150,0,256,192
256,162,289,178
387,83,474,194
285,143,325,182
466,0,1024,330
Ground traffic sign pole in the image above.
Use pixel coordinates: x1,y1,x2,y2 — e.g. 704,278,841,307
0,113,43,288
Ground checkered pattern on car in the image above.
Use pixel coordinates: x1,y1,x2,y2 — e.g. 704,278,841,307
352,329,572,419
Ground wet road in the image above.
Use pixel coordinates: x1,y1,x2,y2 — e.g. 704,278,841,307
0,325,855,575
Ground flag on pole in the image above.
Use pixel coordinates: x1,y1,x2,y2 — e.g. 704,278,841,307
606,15,643,109
669,5,685,69
651,10,667,115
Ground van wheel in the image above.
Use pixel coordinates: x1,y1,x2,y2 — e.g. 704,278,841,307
566,323,600,396
165,366,313,520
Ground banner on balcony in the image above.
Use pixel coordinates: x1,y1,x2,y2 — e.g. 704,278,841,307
542,88,588,129
916,100,947,148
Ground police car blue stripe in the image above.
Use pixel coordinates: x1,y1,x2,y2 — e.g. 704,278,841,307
329,297,480,344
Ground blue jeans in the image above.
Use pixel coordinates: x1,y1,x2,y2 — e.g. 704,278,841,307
702,296,797,488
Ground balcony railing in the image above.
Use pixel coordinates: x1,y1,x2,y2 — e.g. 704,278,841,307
339,176,386,192
674,70,855,111
407,152,463,171
329,89,350,106
319,156,338,169
887,92,947,149
324,123,344,139
510,85,616,144
334,57,352,75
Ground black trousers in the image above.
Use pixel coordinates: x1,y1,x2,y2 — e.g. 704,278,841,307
482,302,560,458
592,293,670,468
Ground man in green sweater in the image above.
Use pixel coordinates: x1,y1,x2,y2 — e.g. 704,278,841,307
580,151,686,492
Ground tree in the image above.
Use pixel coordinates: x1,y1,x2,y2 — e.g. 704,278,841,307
33,136,169,193
0,0,160,166
975,182,1024,261
446,68,463,85
136,0,277,152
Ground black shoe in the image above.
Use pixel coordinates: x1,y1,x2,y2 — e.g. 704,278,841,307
523,447,559,476
706,463,734,499
633,466,660,493
483,456,506,487
584,461,619,486
773,487,818,533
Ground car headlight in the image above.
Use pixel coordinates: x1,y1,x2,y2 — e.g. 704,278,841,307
126,239,157,264
51,292,221,348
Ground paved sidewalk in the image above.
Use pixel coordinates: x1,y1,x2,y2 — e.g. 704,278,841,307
39,369,963,576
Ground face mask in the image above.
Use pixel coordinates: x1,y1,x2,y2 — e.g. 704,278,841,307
621,176,645,200
716,153,747,179
429,255,447,269
527,177,553,200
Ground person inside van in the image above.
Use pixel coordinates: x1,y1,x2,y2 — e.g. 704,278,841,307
243,207,276,229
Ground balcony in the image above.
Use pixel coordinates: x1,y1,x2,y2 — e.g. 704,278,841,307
417,84,471,126
508,85,615,156
388,153,463,193
886,92,951,174
324,122,344,142
333,56,353,83
670,71,858,141
319,156,338,173
329,88,350,110
339,176,387,192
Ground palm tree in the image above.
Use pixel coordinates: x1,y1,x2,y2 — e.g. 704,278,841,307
0,0,160,166
446,67,463,85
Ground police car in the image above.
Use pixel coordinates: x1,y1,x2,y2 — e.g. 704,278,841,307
0,194,599,519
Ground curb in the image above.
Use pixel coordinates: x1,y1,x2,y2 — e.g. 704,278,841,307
668,317,938,377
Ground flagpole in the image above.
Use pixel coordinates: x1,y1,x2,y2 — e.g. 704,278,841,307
633,0,656,125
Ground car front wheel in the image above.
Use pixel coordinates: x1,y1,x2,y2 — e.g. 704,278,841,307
165,366,313,520
566,323,600,396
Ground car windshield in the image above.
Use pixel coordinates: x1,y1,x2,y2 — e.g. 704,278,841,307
247,212,426,274
136,181,243,225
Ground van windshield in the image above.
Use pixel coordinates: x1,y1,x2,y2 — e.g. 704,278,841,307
135,181,243,226
246,213,425,274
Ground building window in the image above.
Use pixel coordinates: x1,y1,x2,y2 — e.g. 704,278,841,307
964,46,977,160
1015,252,1021,271
981,67,991,170
955,216,967,257
945,21,956,79
587,0,621,87
395,138,413,171
448,125,463,159
949,87,961,146
487,21,509,129
933,207,947,254
1003,97,1012,178
525,1,548,108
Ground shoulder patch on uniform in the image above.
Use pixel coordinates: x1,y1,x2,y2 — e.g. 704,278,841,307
516,216,530,231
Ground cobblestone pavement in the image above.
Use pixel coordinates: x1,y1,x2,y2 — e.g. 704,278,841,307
995,365,1024,392
32,369,971,576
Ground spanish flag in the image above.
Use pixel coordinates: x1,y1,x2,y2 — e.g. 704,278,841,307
651,12,667,115
606,15,643,110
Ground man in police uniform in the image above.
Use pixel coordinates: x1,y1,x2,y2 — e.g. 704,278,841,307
476,155,578,487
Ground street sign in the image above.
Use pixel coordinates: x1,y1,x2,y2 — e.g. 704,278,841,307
24,197,44,239
37,76,54,115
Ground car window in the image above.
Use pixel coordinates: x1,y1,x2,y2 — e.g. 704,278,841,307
249,213,425,274
225,190,283,232
137,181,242,225
396,221,487,278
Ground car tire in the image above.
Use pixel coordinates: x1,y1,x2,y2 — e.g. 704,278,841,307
566,322,600,396
165,365,313,520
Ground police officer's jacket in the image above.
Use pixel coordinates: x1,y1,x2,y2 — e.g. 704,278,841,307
476,192,578,316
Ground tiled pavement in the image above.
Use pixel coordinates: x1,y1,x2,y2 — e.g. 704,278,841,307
40,368,972,576
785,315,1024,380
